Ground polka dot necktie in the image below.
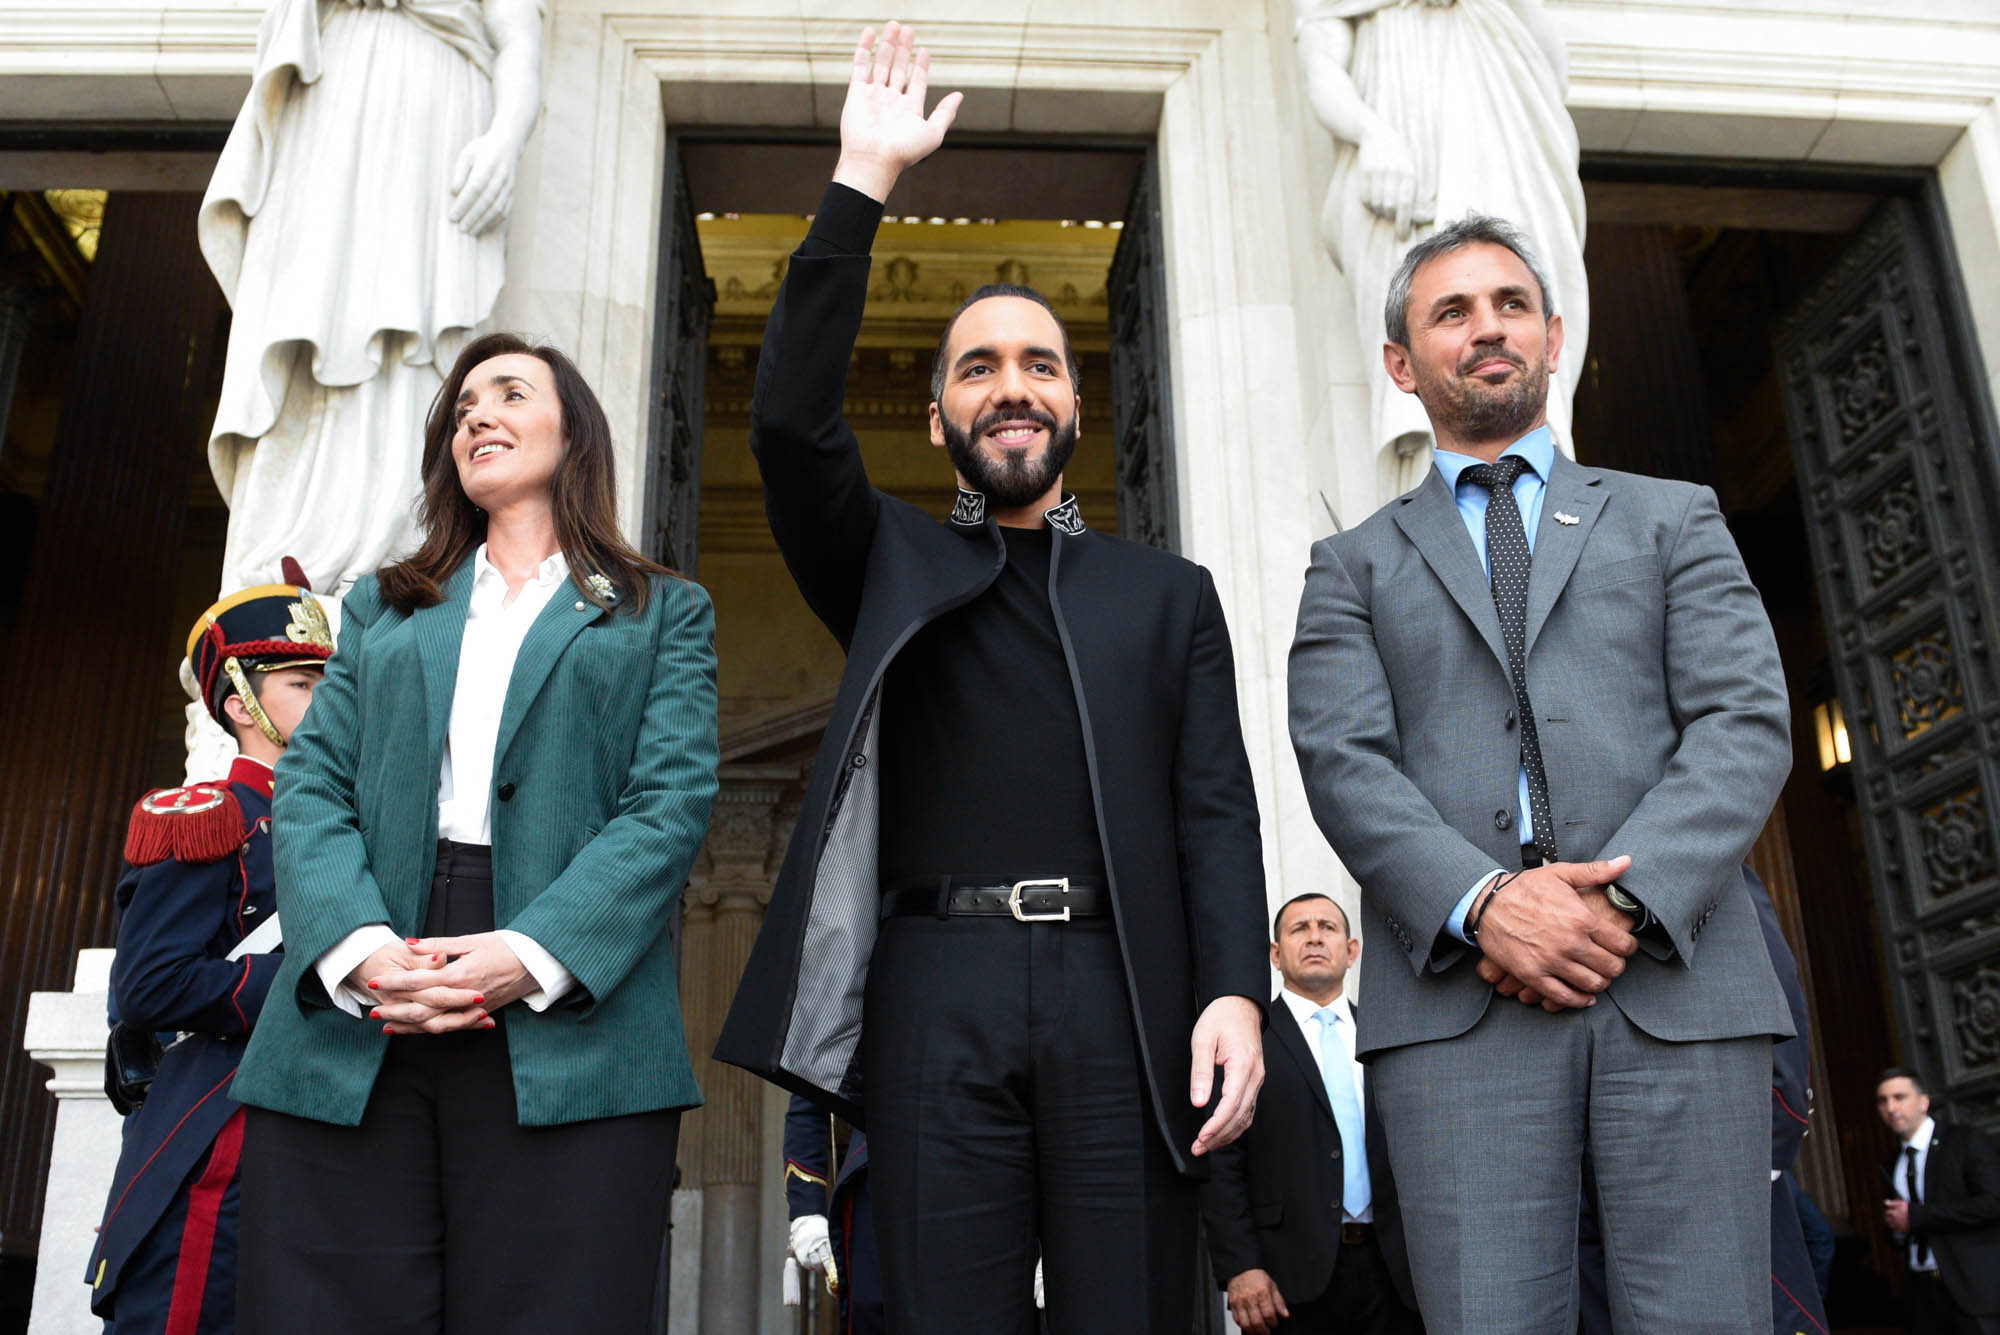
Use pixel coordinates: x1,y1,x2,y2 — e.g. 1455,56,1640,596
1464,456,1559,864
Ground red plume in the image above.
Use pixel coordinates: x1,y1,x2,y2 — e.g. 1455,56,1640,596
280,556,311,591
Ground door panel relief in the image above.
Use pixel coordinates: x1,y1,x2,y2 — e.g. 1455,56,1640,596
1776,198,2000,1125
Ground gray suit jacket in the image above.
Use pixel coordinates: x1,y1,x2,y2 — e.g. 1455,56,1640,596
1289,453,1796,1056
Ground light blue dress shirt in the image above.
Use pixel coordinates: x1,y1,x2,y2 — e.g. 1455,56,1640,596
1435,426,1554,944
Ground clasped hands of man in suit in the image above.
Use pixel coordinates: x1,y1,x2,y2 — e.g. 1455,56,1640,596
1472,855,1638,1013
349,937,537,1034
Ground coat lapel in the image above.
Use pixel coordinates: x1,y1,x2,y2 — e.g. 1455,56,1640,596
414,561,478,771
1270,998,1336,1126
1524,455,1608,655
494,577,606,766
1393,469,1509,677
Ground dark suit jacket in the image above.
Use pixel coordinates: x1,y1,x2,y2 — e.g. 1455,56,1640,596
714,183,1269,1176
1892,1119,2000,1315
1200,997,1415,1310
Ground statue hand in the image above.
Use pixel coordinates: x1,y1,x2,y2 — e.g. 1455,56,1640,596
832,22,964,203
1357,126,1433,240
449,130,521,237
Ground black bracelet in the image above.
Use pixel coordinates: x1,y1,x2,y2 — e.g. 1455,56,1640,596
1466,871,1517,944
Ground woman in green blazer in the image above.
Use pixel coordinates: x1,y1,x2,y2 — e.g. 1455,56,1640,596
233,332,718,1334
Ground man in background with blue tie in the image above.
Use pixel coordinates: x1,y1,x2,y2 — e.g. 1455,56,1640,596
1201,893,1420,1335
1289,214,1795,1332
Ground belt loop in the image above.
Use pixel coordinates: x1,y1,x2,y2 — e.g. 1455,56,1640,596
934,875,951,921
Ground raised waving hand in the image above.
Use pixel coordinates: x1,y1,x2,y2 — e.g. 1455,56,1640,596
832,22,964,203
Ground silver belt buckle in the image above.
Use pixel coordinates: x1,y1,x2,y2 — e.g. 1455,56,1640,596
1008,877,1071,923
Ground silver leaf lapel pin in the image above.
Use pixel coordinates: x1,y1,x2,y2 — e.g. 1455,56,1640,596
1553,510,1580,526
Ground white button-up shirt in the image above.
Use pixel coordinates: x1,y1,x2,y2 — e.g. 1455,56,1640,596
1278,985,1372,1224
1898,1115,1940,1273
314,545,575,1015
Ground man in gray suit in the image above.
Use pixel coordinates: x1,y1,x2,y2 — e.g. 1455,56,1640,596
1288,214,1796,1334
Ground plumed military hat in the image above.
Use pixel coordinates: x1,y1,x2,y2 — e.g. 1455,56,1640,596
186,556,334,742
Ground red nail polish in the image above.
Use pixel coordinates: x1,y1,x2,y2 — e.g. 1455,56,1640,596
406,937,420,945
481,1018,496,1029
369,1009,381,1020
473,994,485,1005
433,954,443,963
382,1025,395,1035
366,980,379,990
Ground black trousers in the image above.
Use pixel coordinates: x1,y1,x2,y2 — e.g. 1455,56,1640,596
1274,1236,1422,1335
1906,1268,2000,1335
861,912,1198,1335
238,841,680,1335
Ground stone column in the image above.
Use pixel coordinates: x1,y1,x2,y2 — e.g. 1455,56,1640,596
23,949,119,1335
676,770,792,1335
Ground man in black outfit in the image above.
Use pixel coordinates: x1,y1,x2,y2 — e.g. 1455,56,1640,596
1202,894,1421,1335
1878,1068,2000,1334
714,23,1269,1335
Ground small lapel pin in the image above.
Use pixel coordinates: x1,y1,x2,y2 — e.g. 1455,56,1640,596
1554,511,1580,526
585,573,616,601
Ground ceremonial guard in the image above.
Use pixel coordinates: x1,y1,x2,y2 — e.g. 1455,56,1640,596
786,1095,882,1335
87,565,333,1334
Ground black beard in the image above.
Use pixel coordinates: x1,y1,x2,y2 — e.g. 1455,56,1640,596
1415,343,1551,444
940,406,1080,508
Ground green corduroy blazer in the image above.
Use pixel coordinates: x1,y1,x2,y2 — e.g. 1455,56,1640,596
232,561,719,1126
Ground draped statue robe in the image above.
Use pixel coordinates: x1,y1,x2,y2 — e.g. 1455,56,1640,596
1307,0,1589,491
200,0,511,596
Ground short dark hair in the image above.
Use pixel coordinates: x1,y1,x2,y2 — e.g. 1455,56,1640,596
1272,892,1351,942
1384,214,1556,347
1878,1066,1929,1096
930,284,1082,402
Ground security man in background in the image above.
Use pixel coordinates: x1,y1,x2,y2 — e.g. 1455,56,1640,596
1879,1067,2000,1333
1202,893,1420,1334
86,564,332,1333
786,1093,883,1335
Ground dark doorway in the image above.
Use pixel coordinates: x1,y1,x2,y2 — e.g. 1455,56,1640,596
1572,161,2000,1328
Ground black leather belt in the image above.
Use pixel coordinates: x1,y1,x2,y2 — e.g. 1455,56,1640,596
1340,1221,1373,1246
881,876,1107,922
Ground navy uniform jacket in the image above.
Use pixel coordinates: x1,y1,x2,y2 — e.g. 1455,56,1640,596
785,1095,869,1226
87,756,283,1313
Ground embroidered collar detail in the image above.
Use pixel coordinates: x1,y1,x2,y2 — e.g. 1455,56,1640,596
1045,495,1086,536
950,489,986,527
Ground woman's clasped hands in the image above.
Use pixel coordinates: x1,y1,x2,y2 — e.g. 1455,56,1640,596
349,934,536,1035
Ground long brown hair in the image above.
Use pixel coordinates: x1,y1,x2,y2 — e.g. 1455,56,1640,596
379,332,676,615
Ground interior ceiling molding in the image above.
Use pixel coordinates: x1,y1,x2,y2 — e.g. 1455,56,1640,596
699,218,1122,324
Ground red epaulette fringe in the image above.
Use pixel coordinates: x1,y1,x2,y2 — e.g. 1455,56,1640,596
122,785,248,867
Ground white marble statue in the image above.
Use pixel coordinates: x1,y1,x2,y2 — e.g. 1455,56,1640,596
199,0,545,597
1297,0,1588,493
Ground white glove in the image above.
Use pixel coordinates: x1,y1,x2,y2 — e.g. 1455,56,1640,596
1034,1258,1045,1309
790,1214,833,1272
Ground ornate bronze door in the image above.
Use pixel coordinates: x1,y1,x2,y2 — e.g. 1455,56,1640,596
1776,197,2000,1124
645,145,716,575
1107,152,1180,553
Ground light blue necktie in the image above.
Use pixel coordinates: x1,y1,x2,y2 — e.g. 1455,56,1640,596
1315,1007,1371,1217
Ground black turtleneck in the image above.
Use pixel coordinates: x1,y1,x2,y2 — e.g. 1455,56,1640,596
877,522,1107,888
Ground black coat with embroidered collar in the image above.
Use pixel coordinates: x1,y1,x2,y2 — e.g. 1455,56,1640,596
717,181,1267,1178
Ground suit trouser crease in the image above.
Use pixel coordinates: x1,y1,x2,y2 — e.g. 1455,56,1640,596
1369,995,1771,1335
862,914,1197,1335
238,841,680,1335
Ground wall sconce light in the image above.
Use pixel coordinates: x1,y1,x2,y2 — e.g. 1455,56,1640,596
1814,697,1852,772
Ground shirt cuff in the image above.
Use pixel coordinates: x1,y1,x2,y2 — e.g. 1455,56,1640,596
800,182,885,258
1448,871,1506,945
496,930,574,1012
314,924,400,1017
